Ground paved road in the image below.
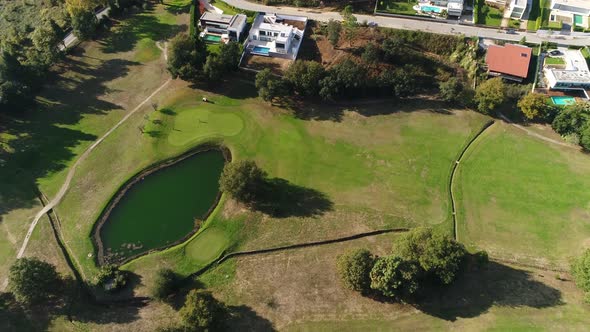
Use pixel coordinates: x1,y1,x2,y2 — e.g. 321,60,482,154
224,0,590,46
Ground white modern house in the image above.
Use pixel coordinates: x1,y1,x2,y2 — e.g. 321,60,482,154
549,0,590,29
245,13,307,60
507,0,532,19
544,49,590,92
425,0,464,17
199,12,248,42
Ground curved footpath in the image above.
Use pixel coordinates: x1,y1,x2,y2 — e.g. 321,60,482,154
222,0,590,46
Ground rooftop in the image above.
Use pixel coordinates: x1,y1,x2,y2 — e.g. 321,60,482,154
200,12,247,29
485,44,533,79
551,0,590,14
547,50,590,83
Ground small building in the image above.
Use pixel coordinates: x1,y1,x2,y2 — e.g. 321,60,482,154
550,0,590,29
507,0,532,19
544,49,590,92
245,13,307,60
199,12,247,42
485,43,532,82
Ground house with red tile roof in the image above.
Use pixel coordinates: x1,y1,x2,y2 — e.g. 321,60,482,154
485,44,533,82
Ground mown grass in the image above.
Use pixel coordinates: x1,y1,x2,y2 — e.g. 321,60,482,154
121,88,488,294
477,5,503,27
0,4,188,282
375,0,418,15
199,230,590,330
454,122,590,268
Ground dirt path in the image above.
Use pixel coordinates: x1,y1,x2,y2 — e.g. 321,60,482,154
5,79,173,291
498,113,576,148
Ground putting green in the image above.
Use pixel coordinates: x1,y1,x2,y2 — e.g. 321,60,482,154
184,227,229,264
168,109,244,146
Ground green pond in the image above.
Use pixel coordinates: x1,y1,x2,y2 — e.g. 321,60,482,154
99,150,225,262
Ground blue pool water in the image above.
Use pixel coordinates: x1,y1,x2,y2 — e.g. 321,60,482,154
551,96,576,106
420,5,442,13
252,46,270,55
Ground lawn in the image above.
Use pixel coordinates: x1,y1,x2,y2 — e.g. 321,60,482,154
528,0,551,30
477,4,503,27
120,87,489,294
454,122,590,268
0,3,188,282
198,231,590,330
545,57,566,65
375,0,418,15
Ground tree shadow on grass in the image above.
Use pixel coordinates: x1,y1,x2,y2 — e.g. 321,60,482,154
251,178,333,218
99,8,186,54
412,261,564,321
225,305,276,331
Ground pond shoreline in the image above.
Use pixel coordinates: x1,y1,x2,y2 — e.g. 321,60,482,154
92,143,232,267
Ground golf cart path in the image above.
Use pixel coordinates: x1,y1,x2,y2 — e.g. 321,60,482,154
3,78,173,291
498,113,575,148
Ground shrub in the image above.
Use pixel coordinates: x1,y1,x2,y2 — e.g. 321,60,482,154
326,20,341,47
96,265,129,293
8,258,60,304
336,248,375,292
151,268,180,301
219,160,266,203
571,249,590,302
369,256,421,299
394,228,466,284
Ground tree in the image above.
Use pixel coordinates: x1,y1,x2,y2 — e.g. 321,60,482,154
179,290,225,331
71,9,98,40
151,268,180,301
394,227,466,285
0,53,30,108
217,42,242,72
369,256,421,299
8,258,60,304
439,78,463,103
255,68,286,103
219,160,266,203
474,77,505,114
379,68,416,98
319,59,366,100
579,124,590,151
30,19,63,67
551,102,590,136
203,55,224,82
571,249,590,302
336,248,375,292
326,20,341,47
285,60,326,98
341,5,358,47
362,43,382,65
382,37,405,64
517,93,552,120
167,33,208,81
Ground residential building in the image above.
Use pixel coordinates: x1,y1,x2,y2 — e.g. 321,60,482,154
199,12,247,42
508,0,532,19
429,0,464,16
245,13,307,60
549,0,590,29
485,43,533,82
544,49,590,91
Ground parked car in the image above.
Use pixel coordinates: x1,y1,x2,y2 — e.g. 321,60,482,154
549,50,562,56
368,21,378,28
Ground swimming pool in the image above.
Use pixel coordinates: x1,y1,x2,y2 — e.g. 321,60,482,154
551,96,576,106
203,34,221,43
420,5,442,13
252,46,270,55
